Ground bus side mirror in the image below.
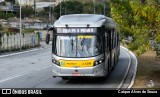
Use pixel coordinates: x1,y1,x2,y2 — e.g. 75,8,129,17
46,34,50,44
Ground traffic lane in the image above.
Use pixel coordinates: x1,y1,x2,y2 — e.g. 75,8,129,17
0,47,130,89
0,46,52,80
34,47,130,89
0,66,52,88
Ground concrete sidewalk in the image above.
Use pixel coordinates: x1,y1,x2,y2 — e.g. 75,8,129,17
0,41,52,57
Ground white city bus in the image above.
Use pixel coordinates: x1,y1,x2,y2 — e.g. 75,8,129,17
46,14,120,80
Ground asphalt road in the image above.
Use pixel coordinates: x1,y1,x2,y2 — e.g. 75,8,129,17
0,44,136,89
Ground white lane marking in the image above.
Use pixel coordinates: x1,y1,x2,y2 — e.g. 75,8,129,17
128,50,138,88
0,48,44,58
0,65,51,83
117,46,131,89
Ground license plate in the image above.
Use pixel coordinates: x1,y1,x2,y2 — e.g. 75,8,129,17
59,60,94,67
72,72,81,76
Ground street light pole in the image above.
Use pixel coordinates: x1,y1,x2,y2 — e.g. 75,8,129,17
34,0,36,18
49,0,52,23
92,0,95,14
60,0,61,16
104,0,105,15
19,0,22,51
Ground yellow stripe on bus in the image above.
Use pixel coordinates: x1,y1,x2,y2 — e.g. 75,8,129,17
77,36,93,39
59,60,95,68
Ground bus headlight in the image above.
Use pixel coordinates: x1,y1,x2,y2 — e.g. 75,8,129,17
52,58,60,66
94,58,104,66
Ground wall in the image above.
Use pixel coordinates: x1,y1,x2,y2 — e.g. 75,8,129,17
0,32,40,53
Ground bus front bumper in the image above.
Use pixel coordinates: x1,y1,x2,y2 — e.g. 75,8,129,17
51,63,106,77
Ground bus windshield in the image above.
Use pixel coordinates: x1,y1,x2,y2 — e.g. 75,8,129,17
52,35,103,58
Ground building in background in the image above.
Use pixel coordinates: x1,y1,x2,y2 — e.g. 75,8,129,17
16,0,58,6
16,0,34,5
0,0,4,2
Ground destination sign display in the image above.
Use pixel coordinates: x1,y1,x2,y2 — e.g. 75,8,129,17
57,28,97,33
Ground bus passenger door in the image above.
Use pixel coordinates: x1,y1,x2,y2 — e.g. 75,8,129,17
108,29,113,70
117,33,120,59
105,32,110,74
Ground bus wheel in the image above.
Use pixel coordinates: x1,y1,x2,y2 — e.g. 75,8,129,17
112,56,116,70
100,64,109,80
61,77,69,80
108,59,111,73
100,75,107,80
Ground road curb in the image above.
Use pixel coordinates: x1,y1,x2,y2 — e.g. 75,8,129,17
120,46,138,89
0,41,52,58
0,48,44,58
118,46,132,89
128,50,138,89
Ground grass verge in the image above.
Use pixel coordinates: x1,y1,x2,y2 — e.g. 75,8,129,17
132,50,160,89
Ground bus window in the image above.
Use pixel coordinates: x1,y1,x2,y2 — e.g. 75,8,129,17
56,36,76,57
77,36,102,57
105,33,108,48
114,31,116,48
117,33,119,46
112,30,115,49
52,35,103,57
105,32,109,51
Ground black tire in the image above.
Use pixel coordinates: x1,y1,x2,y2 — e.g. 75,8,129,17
100,76,107,80
108,59,111,73
100,60,109,80
112,56,116,70
61,77,69,80
100,72,108,80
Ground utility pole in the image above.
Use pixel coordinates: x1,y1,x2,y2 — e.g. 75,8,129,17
104,0,105,15
34,0,36,18
92,0,95,14
60,0,62,16
65,1,67,15
19,0,22,51
49,0,51,24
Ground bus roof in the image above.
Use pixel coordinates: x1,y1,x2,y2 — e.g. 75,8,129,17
54,14,115,28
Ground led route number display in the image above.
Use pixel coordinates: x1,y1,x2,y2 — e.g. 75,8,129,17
57,28,97,33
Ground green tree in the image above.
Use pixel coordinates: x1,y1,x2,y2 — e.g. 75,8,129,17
53,1,83,19
0,25,4,47
16,5,34,18
5,13,15,19
0,9,15,19
0,24,3,31
104,1,111,17
110,0,160,56
83,2,94,14
43,6,54,17
0,9,5,19
0,32,3,50
53,0,110,19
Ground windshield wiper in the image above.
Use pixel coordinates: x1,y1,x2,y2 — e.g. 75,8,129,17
81,38,85,51
70,38,74,51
